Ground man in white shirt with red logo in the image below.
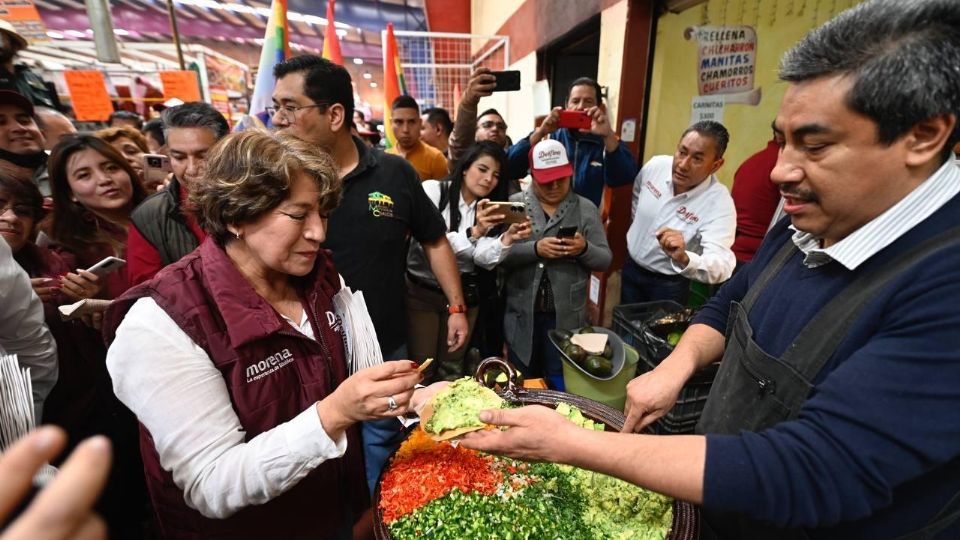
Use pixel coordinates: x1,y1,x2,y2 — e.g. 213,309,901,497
623,121,736,305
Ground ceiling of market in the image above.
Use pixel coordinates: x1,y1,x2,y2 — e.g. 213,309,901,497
34,0,431,118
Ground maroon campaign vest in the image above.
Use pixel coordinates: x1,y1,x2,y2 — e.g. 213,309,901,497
104,238,367,540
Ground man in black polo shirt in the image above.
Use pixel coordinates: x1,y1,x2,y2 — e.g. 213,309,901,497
271,55,468,494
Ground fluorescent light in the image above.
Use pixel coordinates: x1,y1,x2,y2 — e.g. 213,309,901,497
65,30,86,38
353,58,363,65
362,72,372,79
174,0,353,29
113,29,129,36
369,82,377,88
46,31,64,39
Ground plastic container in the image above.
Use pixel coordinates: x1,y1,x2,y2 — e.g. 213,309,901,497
561,343,640,411
613,302,719,433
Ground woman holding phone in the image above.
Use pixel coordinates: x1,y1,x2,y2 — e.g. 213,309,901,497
45,134,147,306
406,141,531,381
0,173,149,537
500,139,612,388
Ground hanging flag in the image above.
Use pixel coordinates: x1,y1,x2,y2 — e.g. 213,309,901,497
321,0,344,65
246,0,291,129
382,22,407,149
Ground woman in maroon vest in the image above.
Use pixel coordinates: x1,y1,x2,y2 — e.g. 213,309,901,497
104,130,426,540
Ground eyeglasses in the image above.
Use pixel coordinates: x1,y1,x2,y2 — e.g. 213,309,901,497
266,102,328,124
479,120,507,131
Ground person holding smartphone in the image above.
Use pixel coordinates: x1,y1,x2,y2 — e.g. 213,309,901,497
406,141,532,382
509,77,638,207
500,140,611,389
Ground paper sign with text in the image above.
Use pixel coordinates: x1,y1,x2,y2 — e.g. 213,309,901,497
160,71,202,103
64,71,114,122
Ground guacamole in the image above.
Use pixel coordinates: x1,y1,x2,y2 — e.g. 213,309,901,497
423,377,505,435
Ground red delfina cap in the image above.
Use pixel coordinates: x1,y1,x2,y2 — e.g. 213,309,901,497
529,139,573,184
0,90,34,116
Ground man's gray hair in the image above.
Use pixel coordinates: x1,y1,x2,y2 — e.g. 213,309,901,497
161,102,230,140
779,0,960,157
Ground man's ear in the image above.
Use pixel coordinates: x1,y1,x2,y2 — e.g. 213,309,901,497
328,103,347,133
904,113,956,167
709,157,725,175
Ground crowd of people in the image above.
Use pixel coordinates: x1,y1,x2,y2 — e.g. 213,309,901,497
0,0,958,538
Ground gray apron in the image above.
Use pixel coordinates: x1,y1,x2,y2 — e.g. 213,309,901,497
697,226,960,539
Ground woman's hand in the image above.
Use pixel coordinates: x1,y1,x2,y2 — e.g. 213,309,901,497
500,221,532,247
59,270,102,301
30,278,60,303
473,199,506,239
536,236,582,259
564,233,587,257
316,361,423,439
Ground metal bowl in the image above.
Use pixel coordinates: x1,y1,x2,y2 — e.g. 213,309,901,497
373,358,700,540
548,326,626,381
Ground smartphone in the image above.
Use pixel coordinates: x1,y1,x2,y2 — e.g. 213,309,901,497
143,153,171,187
557,110,592,130
484,201,527,224
490,70,521,92
556,226,578,238
85,256,126,278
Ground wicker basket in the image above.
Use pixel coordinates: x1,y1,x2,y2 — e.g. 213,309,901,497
373,357,700,540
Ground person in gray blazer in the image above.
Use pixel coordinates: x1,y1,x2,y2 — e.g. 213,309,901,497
500,139,612,388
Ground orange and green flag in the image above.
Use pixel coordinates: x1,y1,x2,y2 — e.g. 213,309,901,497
321,0,343,65
383,22,407,149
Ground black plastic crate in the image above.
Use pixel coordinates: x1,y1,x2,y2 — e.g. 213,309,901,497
613,301,719,429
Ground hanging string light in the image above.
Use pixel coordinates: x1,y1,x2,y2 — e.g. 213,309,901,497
812,0,821,25
720,0,729,26
798,0,807,16
753,0,762,27
701,2,709,26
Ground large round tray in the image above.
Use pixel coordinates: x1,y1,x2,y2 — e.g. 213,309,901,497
373,358,700,540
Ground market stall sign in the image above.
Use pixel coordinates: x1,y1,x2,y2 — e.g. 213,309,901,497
63,70,113,122
0,0,49,45
160,71,202,103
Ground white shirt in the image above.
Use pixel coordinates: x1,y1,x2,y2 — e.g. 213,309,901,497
791,158,960,270
106,297,346,519
626,155,737,284
0,238,57,420
420,180,511,271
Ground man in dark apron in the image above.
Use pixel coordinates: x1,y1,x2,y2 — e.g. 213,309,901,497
461,1,960,538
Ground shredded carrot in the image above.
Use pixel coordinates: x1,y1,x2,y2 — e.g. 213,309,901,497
379,429,503,523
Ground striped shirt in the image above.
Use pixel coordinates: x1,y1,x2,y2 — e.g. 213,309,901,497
791,159,960,269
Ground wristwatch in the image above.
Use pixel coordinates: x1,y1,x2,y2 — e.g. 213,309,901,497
447,304,467,314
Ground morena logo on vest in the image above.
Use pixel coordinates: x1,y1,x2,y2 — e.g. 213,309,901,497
246,348,295,384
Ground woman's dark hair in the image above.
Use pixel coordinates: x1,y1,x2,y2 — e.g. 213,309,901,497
47,134,147,253
441,140,509,233
0,175,44,222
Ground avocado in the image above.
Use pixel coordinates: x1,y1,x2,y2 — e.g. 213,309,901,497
555,329,573,341
585,355,614,377
564,343,586,364
579,326,596,334
602,343,613,359
424,377,505,435
667,331,683,346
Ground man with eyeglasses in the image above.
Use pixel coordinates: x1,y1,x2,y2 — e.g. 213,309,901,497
270,55,469,497
510,77,637,208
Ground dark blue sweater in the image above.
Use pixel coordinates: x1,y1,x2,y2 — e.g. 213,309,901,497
694,193,960,538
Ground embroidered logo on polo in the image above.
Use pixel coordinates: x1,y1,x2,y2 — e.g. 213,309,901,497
676,205,700,224
245,348,295,383
645,180,663,199
368,191,395,218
